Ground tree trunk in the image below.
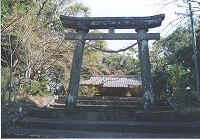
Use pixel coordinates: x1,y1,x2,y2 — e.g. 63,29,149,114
1,80,11,101
13,77,17,102
6,35,13,106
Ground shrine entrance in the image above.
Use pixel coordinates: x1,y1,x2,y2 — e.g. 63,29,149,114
60,14,165,111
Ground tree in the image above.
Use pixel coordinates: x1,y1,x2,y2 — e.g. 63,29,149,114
1,0,91,102
151,19,200,101
1,35,20,103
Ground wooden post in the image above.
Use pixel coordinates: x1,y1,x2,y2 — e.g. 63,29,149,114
136,23,154,111
66,27,89,110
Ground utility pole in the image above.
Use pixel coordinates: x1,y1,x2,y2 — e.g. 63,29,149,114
189,2,200,95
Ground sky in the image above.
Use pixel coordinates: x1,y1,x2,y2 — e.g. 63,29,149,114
77,0,197,50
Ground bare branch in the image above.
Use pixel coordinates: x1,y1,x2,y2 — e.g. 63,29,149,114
37,0,48,17
1,7,32,33
160,16,185,34
162,16,187,37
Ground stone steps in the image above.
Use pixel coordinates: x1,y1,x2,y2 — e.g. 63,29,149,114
2,96,200,138
22,108,200,122
26,108,173,121
56,99,144,105
2,110,200,138
59,96,144,101
56,96,143,103
2,111,200,138
49,103,174,112
15,117,200,133
53,97,174,112
3,127,200,138
56,99,169,106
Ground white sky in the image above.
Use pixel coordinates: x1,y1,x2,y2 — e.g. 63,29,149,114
77,0,197,50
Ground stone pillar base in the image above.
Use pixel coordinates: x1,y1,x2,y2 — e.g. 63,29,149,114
65,95,77,111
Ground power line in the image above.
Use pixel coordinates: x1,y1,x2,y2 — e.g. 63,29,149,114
162,16,187,38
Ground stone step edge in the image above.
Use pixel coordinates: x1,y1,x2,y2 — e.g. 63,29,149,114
20,117,200,127
15,117,200,133
3,127,200,138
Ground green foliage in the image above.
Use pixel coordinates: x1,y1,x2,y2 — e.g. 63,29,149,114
123,54,140,75
1,68,10,93
18,72,49,96
191,91,200,105
81,29,141,78
125,91,132,97
152,67,169,98
1,0,199,113
21,83,31,95
1,0,93,98
15,0,35,11
107,53,140,75
151,21,200,104
64,2,90,17
31,73,49,96
167,65,190,94
1,35,21,67
82,43,141,78
79,85,99,96
1,0,15,19
171,90,200,107
161,27,191,66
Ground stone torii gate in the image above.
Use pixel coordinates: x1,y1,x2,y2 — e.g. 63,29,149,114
60,14,165,111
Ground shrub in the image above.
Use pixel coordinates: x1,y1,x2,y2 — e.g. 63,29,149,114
79,85,99,96
31,73,49,96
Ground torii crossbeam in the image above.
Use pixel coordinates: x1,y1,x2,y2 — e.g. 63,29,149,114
60,14,165,111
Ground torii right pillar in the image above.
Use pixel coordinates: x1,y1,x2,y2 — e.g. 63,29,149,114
136,23,154,111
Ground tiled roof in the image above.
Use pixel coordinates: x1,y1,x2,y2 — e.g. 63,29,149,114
80,75,141,88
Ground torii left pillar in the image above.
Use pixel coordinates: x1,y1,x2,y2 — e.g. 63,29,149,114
66,26,89,110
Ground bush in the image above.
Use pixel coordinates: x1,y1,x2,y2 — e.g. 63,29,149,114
171,90,200,106
79,85,99,96
125,91,132,97
31,73,49,96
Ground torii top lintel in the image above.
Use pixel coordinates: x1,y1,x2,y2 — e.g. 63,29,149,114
60,14,165,30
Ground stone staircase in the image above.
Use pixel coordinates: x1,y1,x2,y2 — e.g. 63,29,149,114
2,96,200,138
51,96,174,111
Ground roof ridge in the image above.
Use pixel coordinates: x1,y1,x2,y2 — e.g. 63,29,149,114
93,75,140,78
